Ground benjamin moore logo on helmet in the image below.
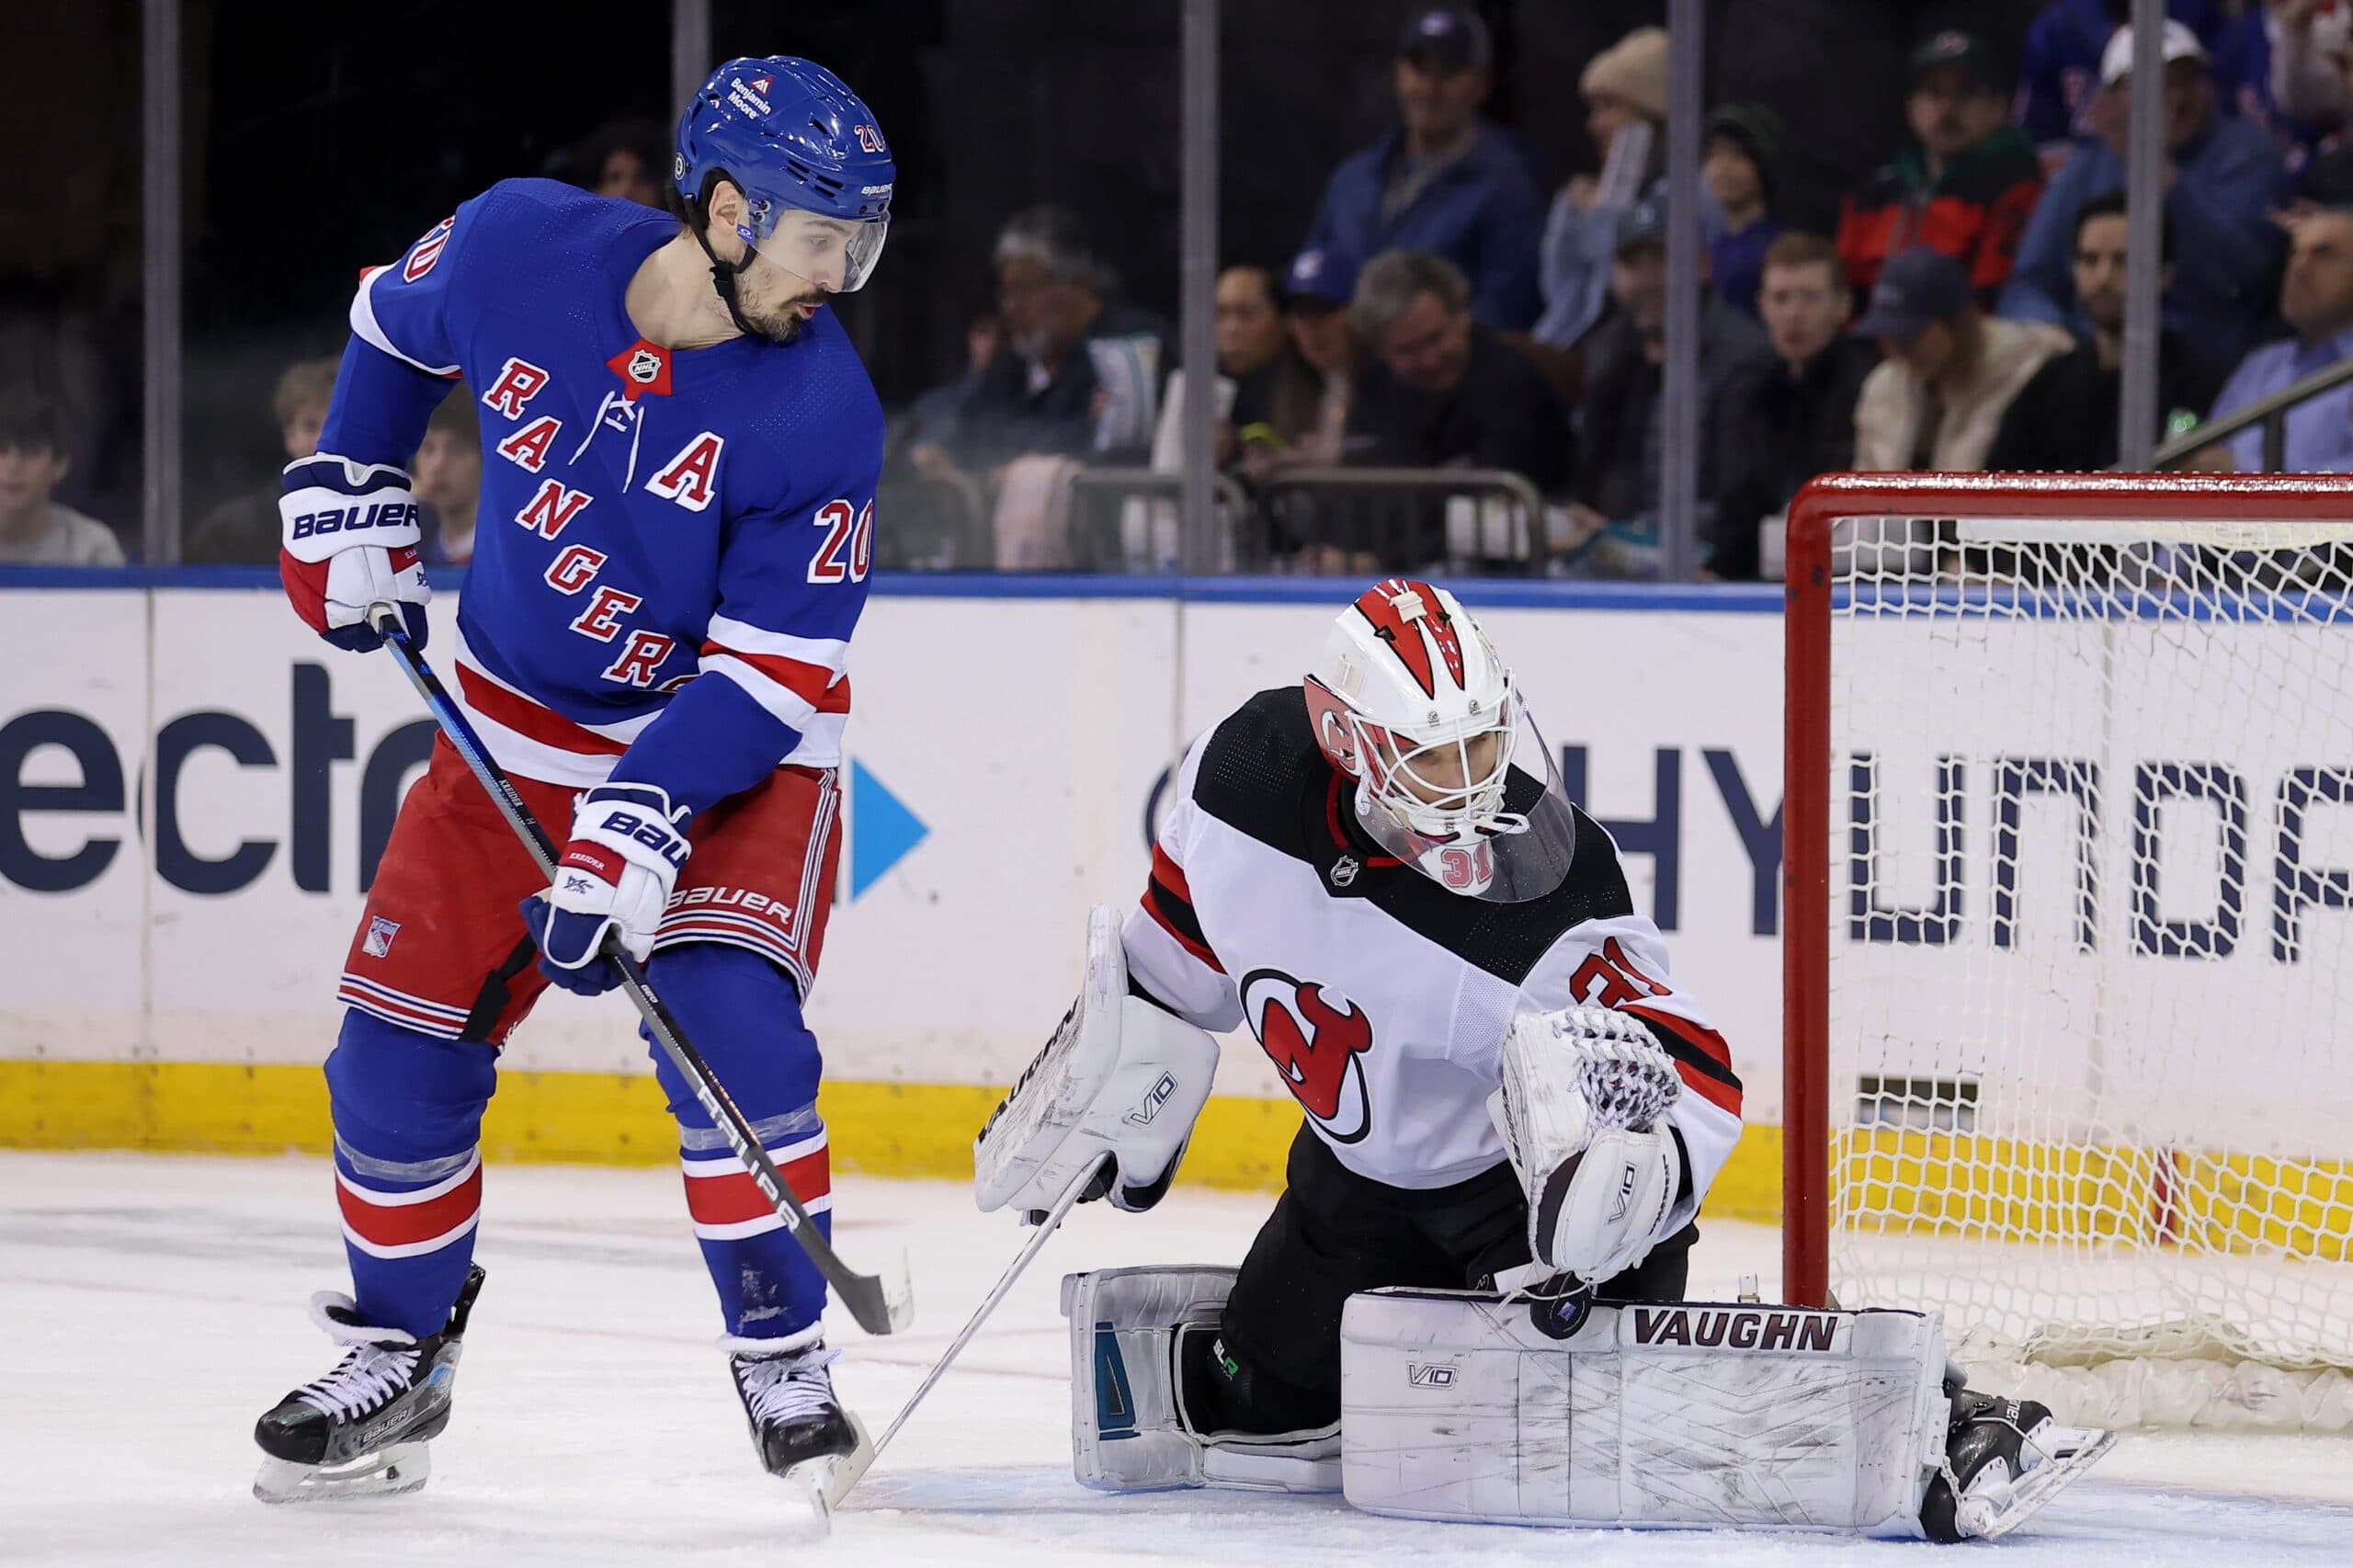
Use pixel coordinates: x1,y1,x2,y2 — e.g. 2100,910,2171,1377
728,75,773,116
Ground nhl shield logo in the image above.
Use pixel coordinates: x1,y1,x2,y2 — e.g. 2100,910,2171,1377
362,916,401,959
1330,854,1359,888
627,348,662,384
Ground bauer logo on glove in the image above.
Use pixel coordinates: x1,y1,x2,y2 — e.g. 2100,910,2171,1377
520,782,692,995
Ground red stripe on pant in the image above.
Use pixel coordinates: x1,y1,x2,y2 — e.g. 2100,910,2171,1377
336,1163,484,1250
682,1146,831,1227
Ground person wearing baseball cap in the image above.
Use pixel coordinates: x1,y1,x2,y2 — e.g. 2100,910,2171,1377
2012,1,2239,151
1998,16,2289,371
1835,31,2044,303
1295,8,1548,333
1852,246,2071,472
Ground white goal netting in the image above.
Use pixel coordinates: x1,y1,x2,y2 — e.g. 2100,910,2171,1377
1822,513,2353,1430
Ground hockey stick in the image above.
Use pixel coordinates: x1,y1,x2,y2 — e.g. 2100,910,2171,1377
826,1153,1112,1506
365,606,914,1336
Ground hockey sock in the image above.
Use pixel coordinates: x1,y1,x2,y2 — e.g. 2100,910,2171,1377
324,1012,498,1339
643,942,831,1340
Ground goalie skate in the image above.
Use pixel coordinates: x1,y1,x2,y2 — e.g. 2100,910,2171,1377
252,1265,485,1504
1922,1383,2119,1541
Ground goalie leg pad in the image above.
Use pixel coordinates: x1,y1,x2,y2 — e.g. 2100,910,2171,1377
1062,1267,1340,1494
1339,1290,1949,1535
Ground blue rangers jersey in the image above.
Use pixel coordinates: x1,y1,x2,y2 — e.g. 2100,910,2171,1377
313,177,884,814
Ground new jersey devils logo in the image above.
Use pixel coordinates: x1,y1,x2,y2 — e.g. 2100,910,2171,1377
1240,970,1374,1143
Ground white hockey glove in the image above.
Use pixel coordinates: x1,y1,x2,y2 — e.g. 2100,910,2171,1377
521,782,690,996
278,453,430,653
976,904,1220,1217
1492,1006,1684,1289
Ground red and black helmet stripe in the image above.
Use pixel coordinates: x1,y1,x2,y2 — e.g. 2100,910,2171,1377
1350,578,1466,699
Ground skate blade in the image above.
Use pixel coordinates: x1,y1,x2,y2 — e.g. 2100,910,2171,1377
770,1453,842,1539
824,1412,877,1510
1957,1427,2119,1540
253,1441,432,1505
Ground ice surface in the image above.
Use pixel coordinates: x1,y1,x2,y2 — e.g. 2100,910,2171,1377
4,1151,2350,1565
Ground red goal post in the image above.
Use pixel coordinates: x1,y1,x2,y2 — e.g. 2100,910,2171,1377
1780,472,2353,1428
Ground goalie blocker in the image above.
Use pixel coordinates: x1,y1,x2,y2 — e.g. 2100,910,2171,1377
1064,1269,2115,1540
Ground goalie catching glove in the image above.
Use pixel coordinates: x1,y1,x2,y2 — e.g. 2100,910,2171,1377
1492,1005,1685,1288
519,782,690,995
976,904,1220,1217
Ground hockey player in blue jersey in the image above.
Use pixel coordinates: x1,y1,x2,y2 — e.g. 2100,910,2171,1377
252,58,893,1506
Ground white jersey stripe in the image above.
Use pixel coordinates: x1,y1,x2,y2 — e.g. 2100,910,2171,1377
704,615,850,676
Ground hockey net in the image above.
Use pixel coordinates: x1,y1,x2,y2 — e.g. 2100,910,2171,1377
1784,474,2353,1431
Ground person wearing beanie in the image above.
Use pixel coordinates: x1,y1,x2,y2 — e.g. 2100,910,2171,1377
1296,8,1550,332
1836,31,2045,306
1535,25,1722,350
1703,105,1789,317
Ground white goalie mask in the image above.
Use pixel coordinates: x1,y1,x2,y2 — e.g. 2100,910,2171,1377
1302,578,1579,902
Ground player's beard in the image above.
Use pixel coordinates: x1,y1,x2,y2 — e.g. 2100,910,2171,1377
737,269,824,346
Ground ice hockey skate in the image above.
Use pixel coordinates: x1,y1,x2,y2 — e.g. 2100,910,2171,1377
1922,1381,2118,1541
251,1265,485,1504
728,1330,859,1519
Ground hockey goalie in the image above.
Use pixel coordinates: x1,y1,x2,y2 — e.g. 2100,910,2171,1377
974,578,2114,1540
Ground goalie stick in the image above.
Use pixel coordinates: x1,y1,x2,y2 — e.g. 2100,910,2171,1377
827,1153,1113,1506
366,606,914,1337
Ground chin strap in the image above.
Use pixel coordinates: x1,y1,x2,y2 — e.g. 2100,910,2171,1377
687,209,770,343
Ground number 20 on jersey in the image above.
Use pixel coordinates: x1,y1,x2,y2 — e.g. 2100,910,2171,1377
808,499,874,585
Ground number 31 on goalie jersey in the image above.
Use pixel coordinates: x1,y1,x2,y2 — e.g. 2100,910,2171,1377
807,499,874,585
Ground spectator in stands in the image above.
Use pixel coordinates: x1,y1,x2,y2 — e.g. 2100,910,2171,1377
902,309,1001,469
1986,193,2224,471
185,356,338,563
953,206,1170,469
1711,233,1881,581
0,388,122,565
1535,24,1677,349
2209,1,2352,169
414,390,482,565
2002,21,2288,372
1837,32,2044,305
2208,205,2353,470
1299,8,1546,331
1563,201,1768,577
1704,105,1789,319
1217,266,1294,458
1854,246,2072,472
2015,1,2239,153
1340,250,1572,564
1266,247,1359,469
577,120,670,210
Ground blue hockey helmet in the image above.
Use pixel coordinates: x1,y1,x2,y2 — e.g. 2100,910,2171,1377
675,56,894,293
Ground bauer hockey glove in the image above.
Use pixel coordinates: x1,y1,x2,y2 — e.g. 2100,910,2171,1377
520,783,690,995
278,453,430,653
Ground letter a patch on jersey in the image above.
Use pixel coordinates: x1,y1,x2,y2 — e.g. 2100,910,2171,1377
647,432,724,512
1241,970,1375,1143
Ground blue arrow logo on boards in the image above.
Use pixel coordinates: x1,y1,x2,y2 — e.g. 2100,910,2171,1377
849,759,928,899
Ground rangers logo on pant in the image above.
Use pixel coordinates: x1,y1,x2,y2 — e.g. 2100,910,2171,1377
362,916,402,959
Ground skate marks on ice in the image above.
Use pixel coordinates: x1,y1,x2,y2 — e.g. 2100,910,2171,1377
847,1467,2353,1567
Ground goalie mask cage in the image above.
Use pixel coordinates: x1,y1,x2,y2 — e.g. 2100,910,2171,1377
1783,472,2353,1431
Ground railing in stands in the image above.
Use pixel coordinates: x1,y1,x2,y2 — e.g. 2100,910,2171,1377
2153,353,2353,472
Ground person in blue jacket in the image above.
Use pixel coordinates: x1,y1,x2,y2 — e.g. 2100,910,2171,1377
1999,20,2288,371
2014,0,2237,151
1298,8,1547,331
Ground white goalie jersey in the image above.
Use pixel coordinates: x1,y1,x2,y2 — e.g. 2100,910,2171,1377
1125,687,1745,1219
